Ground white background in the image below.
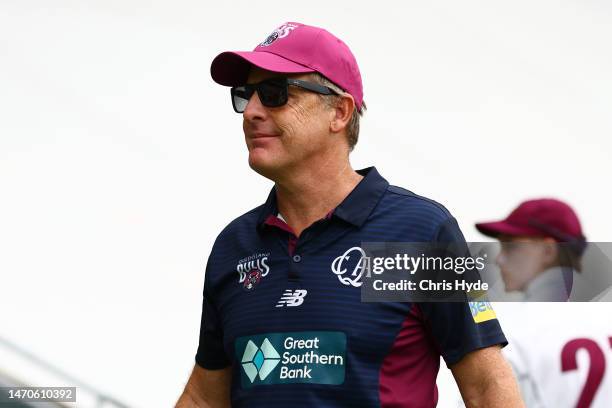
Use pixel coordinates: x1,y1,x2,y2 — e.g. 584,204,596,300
1,1,611,407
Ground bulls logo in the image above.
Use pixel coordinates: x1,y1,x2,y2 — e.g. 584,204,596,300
237,252,271,291
243,269,262,291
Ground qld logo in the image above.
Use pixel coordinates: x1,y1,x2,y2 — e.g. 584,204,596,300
331,247,368,287
237,252,270,291
259,23,298,47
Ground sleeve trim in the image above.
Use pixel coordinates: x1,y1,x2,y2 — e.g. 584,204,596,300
443,331,508,367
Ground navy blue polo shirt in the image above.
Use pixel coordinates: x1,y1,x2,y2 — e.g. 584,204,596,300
196,167,506,408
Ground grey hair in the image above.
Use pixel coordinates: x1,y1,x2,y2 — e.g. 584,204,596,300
307,73,366,151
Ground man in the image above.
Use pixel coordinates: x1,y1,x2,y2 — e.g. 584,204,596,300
176,22,523,408
474,198,612,407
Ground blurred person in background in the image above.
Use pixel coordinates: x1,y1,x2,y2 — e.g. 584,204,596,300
476,198,588,302
473,198,612,408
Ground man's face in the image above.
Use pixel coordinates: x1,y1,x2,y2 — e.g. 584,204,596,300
495,236,554,291
242,67,335,179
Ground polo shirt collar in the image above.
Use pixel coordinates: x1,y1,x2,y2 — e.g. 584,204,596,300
257,166,389,229
333,167,389,227
256,186,280,228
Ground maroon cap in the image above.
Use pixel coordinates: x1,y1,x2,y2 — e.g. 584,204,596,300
476,198,586,245
210,22,364,109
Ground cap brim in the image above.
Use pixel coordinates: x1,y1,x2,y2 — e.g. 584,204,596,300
475,221,539,238
210,51,314,86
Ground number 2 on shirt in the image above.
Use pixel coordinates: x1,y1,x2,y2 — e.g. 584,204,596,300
560,337,612,408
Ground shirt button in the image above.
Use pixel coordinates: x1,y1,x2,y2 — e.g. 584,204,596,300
292,254,302,263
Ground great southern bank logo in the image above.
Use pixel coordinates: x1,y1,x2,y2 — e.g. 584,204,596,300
241,338,281,383
235,331,346,388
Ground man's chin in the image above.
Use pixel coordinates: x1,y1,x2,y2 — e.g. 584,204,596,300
248,155,282,181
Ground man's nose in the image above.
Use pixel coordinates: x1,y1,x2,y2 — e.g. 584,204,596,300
243,91,267,121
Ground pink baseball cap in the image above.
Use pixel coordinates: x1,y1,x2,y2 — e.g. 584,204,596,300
210,22,364,110
475,198,587,253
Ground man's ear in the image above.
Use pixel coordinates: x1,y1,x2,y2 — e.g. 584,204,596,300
330,94,355,134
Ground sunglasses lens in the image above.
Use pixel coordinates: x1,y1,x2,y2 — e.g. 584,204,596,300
230,79,288,113
231,86,250,113
258,79,287,107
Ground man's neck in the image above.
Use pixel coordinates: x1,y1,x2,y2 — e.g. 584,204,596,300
274,161,363,237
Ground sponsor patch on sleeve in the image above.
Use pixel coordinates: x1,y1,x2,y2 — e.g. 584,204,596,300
469,301,497,323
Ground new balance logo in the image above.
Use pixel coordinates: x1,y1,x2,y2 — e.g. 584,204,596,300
276,289,308,307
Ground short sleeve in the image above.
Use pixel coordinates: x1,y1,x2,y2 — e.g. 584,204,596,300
417,300,508,366
195,262,231,369
418,216,508,367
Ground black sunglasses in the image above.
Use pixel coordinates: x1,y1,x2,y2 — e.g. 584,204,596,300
230,77,338,113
